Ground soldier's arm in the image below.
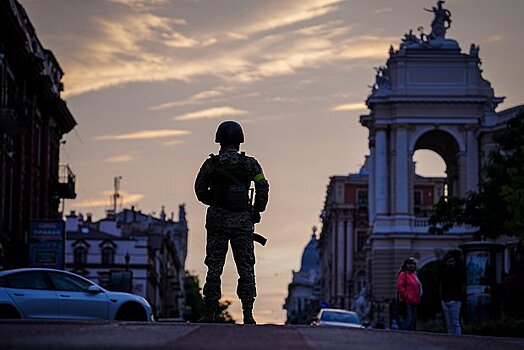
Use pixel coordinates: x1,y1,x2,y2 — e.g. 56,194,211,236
251,160,269,213
194,160,213,205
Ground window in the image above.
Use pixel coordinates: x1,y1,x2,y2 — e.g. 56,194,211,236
48,271,93,292
6,272,52,290
357,190,368,205
414,190,422,216
74,246,87,265
101,247,115,266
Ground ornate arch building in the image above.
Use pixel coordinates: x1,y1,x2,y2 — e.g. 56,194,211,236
359,2,523,314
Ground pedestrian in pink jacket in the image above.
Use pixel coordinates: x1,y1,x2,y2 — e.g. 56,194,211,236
397,257,423,331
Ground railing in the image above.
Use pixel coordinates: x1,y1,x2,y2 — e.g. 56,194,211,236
58,164,76,199
413,217,429,227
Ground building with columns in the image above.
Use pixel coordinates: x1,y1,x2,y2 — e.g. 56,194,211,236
358,2,523,324
317,1,523,326
318,162,445,311
283,229,321,324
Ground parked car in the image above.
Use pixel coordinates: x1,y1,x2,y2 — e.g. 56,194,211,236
311,308,364,329
0,268,153,321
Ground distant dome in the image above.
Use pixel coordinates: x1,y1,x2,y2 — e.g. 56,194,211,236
300,233,319,273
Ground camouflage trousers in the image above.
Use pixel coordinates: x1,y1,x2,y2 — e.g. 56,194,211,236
202,227,256,303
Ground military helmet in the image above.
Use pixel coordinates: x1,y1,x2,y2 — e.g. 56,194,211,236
215,121,244,144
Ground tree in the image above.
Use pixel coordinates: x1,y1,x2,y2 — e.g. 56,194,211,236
429,111,524,239
429,111,524,321
216,300,235,323
184,272,205,322
183,271,236,323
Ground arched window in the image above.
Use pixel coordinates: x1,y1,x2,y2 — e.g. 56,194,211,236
74,246,87,265
101,247,115,266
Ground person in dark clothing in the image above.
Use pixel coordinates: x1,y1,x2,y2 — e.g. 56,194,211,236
439,253,465,335
195,121,269,324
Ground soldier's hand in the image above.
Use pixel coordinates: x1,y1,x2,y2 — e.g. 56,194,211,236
252,211,261,224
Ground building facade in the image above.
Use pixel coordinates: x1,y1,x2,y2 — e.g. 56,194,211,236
356,2,522,325
0,0,77,270
284,229,321,324
65,205,188,319
318,162,445,311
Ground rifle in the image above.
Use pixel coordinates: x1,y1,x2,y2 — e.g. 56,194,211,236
250,188,268,246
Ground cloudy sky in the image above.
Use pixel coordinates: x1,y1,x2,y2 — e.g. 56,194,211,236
19,0,524,323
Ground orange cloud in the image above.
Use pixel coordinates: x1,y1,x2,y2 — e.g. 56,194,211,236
73,192,145,209
173,106,248,121
95,129,190,141
331,102,367,111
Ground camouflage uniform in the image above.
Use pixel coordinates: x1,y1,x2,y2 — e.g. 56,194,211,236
195,147,269,308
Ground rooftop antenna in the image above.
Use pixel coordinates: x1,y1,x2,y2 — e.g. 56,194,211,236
108,176,123,216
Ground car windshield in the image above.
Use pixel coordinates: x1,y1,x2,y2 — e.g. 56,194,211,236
321,311,360,324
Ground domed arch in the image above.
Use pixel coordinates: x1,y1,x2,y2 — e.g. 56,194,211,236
410,126,466,153
412,129,462,197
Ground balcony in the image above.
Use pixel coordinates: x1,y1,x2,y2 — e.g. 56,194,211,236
57,164,76,199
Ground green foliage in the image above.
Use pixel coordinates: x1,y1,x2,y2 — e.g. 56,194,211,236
183,271,236,323
428,196,467,234
216,300,236,323
184,271,205,322
429,111,524,239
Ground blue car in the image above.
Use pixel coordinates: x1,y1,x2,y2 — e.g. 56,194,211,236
0,268,153,321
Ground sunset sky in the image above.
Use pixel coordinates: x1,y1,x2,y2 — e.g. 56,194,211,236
19,0,524,323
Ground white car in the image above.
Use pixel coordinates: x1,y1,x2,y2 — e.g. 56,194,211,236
0,268,153,321
311,308,364,329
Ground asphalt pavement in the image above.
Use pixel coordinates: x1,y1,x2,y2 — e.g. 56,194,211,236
1,321,523,350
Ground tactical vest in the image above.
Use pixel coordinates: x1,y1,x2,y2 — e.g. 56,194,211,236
209,152,251,212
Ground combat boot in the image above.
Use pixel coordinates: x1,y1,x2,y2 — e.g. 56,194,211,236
241,298,256,325
197,299,217,323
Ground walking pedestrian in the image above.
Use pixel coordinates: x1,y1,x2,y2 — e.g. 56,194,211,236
396,257,423,331
439,252,465,335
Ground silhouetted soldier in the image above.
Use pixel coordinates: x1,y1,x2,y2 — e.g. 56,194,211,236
195,121,270,324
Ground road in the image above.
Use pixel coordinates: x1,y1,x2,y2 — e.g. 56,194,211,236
1,321,523,350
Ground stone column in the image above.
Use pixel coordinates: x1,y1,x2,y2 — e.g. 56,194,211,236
337,217,346,302
466,128,479,192
374,128,388,215
368,151,376,223
331,222,337,302
457,151,467,198
346,218,354,285
395,126,409,214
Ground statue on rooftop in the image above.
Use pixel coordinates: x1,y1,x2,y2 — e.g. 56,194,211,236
371,66,390,93
401,29,420,47
424,0,452,40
